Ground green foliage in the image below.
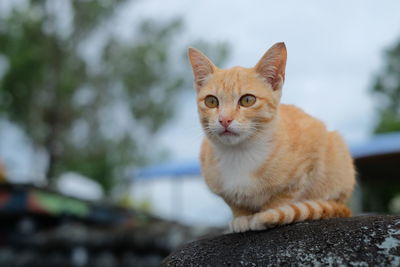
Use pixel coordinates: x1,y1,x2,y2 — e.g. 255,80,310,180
366,37,400,214
371,40,400,133
362,183,400,213
0,0,229,193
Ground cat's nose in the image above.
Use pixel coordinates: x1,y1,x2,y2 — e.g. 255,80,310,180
219,117,233,128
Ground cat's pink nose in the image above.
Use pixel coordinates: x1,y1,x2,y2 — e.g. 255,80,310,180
219,117,232,128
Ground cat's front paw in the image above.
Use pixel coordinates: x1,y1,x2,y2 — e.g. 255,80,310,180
248,213,268,231
230,216,252,233
248,212,277,231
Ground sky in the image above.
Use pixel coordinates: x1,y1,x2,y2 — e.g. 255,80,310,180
122,0,400,162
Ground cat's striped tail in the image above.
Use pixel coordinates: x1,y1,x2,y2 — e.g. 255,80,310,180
249,200,351,231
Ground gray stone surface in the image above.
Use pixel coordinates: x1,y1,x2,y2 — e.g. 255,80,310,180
162,215,400,266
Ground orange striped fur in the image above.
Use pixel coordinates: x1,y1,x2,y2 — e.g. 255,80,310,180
188,43,356,232
244,200,352,231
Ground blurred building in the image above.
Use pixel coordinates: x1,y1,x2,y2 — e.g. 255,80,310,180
131,161,231,227
131,132,400,226
351,132,400,213
352,132,400,185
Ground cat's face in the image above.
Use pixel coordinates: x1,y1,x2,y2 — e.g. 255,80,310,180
196,67,279,145
189,43,287,146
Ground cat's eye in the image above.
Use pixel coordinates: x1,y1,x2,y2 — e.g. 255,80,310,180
239,94,256,107
204,95,219,108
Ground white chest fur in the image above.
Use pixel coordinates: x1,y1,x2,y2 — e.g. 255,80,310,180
214,138,274,209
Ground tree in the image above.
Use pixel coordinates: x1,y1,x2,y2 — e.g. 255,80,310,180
364,38,400,213
0,0,229,193
371,40,400,133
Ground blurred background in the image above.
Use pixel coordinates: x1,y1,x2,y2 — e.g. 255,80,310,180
1,0,400,266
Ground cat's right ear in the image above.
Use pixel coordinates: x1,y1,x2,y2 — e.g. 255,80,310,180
255,42,287,91
188,48,216,90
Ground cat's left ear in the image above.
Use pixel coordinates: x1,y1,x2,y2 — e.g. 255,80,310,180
188,48,216,90
255,42,287,91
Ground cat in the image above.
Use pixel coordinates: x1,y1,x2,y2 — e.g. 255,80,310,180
188,42,356,233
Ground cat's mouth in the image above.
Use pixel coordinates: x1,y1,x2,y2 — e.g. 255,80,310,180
219,129,239,136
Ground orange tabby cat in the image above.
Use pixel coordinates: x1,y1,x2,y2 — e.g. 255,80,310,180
188,42,355,232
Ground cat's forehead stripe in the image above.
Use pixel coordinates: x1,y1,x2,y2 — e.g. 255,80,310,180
219,67,248,92
202,70,248,103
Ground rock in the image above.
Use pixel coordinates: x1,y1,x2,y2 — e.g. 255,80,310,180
161,215,400,266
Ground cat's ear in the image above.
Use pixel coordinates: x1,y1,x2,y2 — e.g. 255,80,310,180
255,42,287,91
188,48,216,90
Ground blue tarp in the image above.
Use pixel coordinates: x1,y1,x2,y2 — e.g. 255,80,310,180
133,132,400,180
350,132,400,158
134,161,201,180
